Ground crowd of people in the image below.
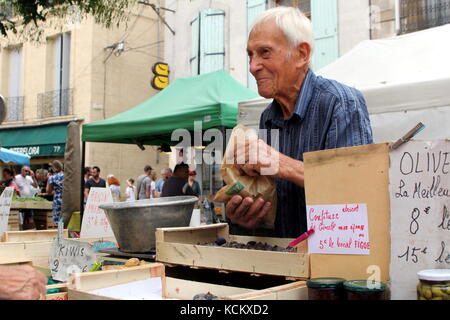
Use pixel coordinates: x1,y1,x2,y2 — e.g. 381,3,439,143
0,161,65,229
81,163,201,205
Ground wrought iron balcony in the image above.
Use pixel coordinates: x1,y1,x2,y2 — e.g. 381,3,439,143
37,88,73,119
400,0,450,34
4,96,24,122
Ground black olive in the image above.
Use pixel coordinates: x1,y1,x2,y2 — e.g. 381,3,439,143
215,237,227,246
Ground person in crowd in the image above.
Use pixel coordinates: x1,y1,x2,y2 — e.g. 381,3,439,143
1,168,20,194
84,166,106,202
84,167,92,183
225,7,373,237
36,169,53,201
149,170,157,199
161,163,196,197
15,166,38,229
184,170,201,197
0,265,47,300
136,165,153,200
107,174,121,201
125,178,136,202
46,160,64,225
155,168,172,196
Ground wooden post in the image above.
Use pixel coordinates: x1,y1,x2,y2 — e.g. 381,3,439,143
80,141,86,222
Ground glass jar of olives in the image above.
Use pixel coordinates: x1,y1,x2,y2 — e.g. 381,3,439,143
307,277,346,300
417,269,450,300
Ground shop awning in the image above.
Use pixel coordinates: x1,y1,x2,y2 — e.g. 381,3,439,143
0,147,30,166
82,70,260,145
0,122,68,157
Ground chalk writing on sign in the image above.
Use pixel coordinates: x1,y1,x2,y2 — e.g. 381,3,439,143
0,187,14,237
306,203,370,255
389,140,449,300
49,220,95,281
80,187,114,238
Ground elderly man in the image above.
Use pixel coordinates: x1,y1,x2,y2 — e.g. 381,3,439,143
155,168,173,196
226,7,373,238
15,166,39,229
36,169,53,201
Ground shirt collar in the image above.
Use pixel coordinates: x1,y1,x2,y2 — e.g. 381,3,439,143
265,69,316,126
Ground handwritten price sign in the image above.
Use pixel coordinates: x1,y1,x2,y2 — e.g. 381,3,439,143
80,187,114,238
306,203,370,255
49,220,95,281
389,140,450,300
0,187,14,237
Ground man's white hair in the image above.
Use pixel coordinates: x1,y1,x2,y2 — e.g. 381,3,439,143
250,6,314,62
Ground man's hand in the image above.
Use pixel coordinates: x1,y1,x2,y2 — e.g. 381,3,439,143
0,265,47,300
235,138,281,178
225,195,272,229
235,138,305,187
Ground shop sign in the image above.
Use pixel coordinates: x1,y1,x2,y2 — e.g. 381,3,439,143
8,144,65,157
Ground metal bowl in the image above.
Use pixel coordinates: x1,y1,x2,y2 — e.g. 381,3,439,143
99,196,198,253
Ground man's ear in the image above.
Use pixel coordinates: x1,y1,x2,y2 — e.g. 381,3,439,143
296,42,311,68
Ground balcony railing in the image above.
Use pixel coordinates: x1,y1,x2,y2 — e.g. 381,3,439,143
400,0,450,34
37,88,73,119
4,96,24,122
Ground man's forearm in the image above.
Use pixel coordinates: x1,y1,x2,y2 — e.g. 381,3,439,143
278,155,305,188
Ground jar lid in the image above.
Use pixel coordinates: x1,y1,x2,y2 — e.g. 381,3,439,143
307,277,346,289
343,280,386,292
417,269,450,281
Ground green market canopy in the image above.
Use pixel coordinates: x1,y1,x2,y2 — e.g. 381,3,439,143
82,70,260,146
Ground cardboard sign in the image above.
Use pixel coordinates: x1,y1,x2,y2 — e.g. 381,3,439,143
0,187,14,237
49,221,95,281
389,140,450,300
307,204,370,255
80,187,114,238
304,143,391,282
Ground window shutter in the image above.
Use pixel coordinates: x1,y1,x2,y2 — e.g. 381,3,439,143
190,15,200,75
62,32,71,90
199,8,225,74
247,0,266,92
54,32,71,116
311,0,339,71
9,47,21,98
8,47,21,121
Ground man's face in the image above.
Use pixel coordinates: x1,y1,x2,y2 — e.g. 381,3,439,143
247,20,306,99
163,172,172,180
92,168,100,178
3,171,11,180
21,167,30,176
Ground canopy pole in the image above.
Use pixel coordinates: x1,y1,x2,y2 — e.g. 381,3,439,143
80,141,86,222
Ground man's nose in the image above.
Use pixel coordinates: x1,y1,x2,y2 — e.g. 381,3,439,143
249,56,262,75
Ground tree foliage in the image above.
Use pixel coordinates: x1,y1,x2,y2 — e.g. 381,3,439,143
0,0,136,41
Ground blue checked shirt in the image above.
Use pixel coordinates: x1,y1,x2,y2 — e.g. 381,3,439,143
259,70,373,238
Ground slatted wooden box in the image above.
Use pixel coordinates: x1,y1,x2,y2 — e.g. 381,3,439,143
1,229,68,242
155,223,309,279
67,263,307,300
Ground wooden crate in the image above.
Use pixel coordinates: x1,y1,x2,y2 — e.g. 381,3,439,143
7,210,20,231
0,259,33,267
11,201,52,210
67,263,307,300
1,229,68,242
156,224,309,279
33,211,57,230
46,283,68,300
0,240,54,268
